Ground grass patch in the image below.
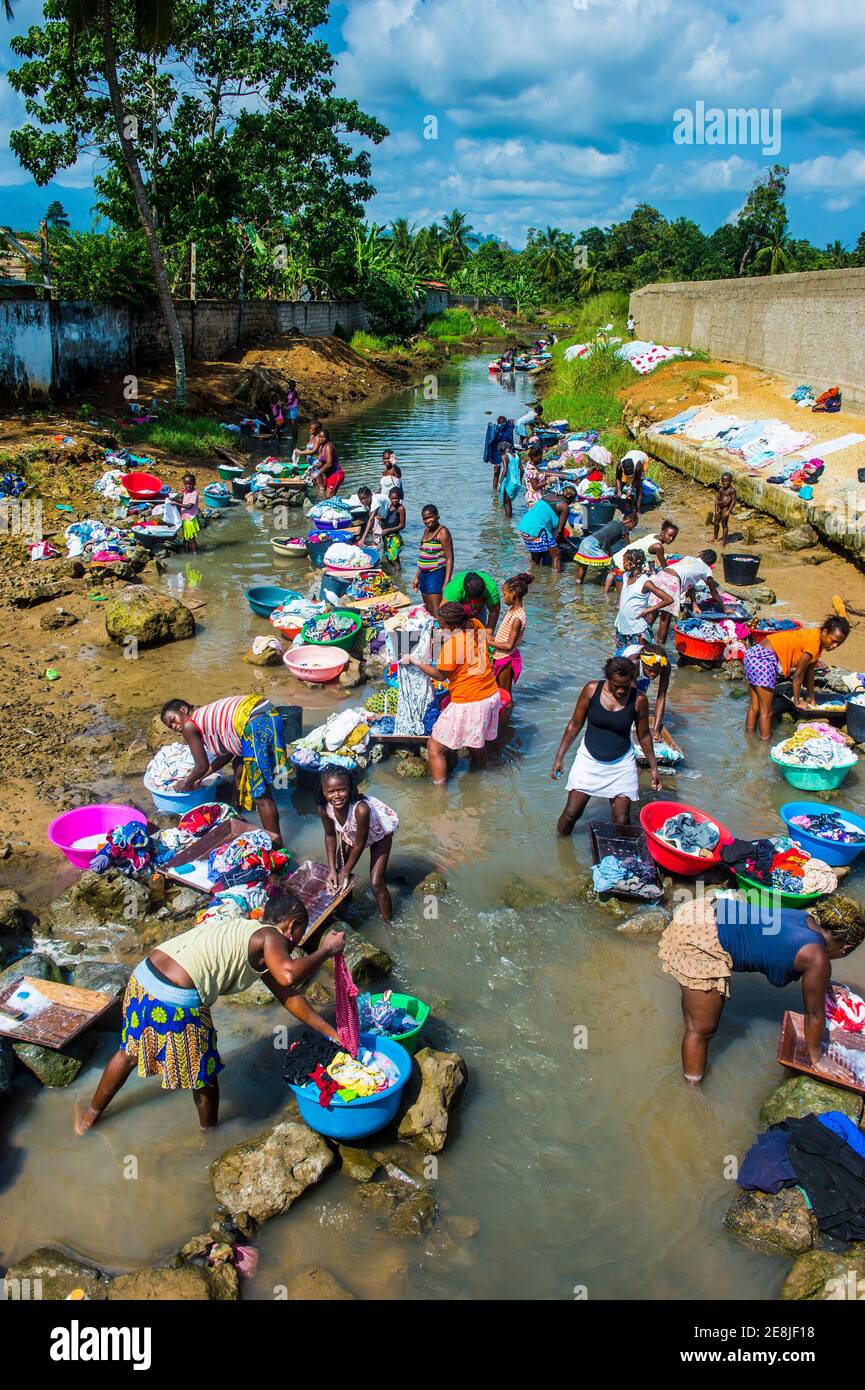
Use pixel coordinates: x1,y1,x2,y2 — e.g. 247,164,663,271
350,329,392,355
474,314,509,339
424,307,475,340
128,414,229,459
541,341,634,456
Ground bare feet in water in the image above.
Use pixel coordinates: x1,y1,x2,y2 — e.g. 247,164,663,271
74,1101,99,1135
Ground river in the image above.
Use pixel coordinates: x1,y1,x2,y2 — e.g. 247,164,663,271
2,353,863,1300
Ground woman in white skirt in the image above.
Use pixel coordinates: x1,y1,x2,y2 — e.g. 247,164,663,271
551,656,661,834
402,602,501,785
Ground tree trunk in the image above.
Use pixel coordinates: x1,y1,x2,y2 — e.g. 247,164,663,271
99,0,187,411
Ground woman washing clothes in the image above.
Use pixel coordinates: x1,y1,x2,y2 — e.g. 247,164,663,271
318,767,399,925
574,508,638,585
552,655,662,833
413,504,454,617
310,430,344,496
605,518,680,594
650,548,723,644
618,640,672,738
402,602,501,784
615,450,648,514
615,549,674,647
498,443,523,519
361,486,406,568
658,894,865,1084
517,486,577,573
492,572,532,693
160,695,289,846
523,446,549,506
296,420,325,464
75,889,345,1133
743,615,850,739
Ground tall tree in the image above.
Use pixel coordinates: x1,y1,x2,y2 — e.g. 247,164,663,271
44,198,70,231
735,165,789,275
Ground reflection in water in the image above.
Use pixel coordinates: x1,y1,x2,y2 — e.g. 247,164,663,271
3,357,864,1300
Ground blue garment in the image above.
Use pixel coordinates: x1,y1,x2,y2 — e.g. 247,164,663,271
417,566,446,595
593,856,624,893
518,498,559,538
714,899,823,988
499,451,522,503
738,1128,797,1192
818,1111,865,1160
134,960,202,1008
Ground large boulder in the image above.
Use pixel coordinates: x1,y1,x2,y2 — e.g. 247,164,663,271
4,1245,110,1301
108,1265,239,1301
397,1047,467,1153
104,584,195,648
723,1187,818,1255
281,1267,356,1300
781,1247,865,1301
759,1075,864,1128
13,1030,98,1088
0,888,34,960
781,525,819,552
48,869,153,936
71,961,132,997
0,952,63,990
210,1117,335,1222
340,933,392,987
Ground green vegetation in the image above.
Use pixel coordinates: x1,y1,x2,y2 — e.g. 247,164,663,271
126,414,229,459
541,343,634,458
425,308,475,342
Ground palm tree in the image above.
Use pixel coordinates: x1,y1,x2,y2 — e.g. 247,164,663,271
440,208,473,261
578,256,602,296
531,226,569,285
6,0,189,408
824,239,848,268
753,229,792,275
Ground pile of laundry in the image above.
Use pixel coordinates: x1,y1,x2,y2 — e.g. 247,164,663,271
771,723,858,771
64,519,131,561
721,835,837,896
195,881,270,927
88,802,235,878
788,810,865,846
290,707,376,773
676,615,748,661
207,828,289,889
302,612,358,644
0,472,26,499
94,468,130,501
765,457,825,493
657,812,720,857
270,597,326,629
357,991,418,1037
592,853,662,899
737,1111,865,1241
750,617,801,634
563,340,690,375
323,541,371,570
790,384,843,415
284,1031,399,1106
27,540,61,561
310,499,353,526
203,482,230,501
344,570,395,600
144,741,197,792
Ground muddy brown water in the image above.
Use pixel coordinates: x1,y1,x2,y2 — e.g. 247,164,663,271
2,356,865,1299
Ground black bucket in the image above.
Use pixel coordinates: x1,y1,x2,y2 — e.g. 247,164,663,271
274,705,303,743
584,499,616,528
846,699,865,744
722,552,761,585
232,477,252,499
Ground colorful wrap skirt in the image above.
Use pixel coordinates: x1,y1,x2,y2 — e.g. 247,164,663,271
383,533,404,563
523,527,555,554
121,971,223,1090
743,642,781,690
493,649,523,683
237,703,289,810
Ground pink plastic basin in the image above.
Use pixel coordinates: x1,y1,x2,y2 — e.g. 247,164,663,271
283,645,350,683
47,803,148,870
639,799,734,877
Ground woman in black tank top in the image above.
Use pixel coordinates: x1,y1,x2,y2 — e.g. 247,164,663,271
552,655,661,835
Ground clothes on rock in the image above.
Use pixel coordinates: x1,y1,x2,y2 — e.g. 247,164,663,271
737,1127,799,1192
817,1109,865,1160
777,1114,865,1242
657,812,720,856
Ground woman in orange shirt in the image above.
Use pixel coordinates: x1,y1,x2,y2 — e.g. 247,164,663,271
402,602,501,784
743,615,850,739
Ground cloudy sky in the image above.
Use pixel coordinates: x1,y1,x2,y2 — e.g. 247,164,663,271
2,0,864,247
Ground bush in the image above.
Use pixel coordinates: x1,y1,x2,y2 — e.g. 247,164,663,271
425,307,474,339
48,230,157,306
361,274,419,336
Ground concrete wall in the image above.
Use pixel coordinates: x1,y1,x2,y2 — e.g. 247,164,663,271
446,293,513,311
630,268,865,408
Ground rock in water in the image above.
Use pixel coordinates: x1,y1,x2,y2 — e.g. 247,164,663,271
723,1188,818,1254
48,869,153,935
394,753,428,779
108,1265,239,1301
414,871,448,897
341,933,392,987
13,1030,98,1088
0,952,63,990
281,1267,356,1300
781,1247,865,1301
397,1048,467,1153
338,1145,380,1182
615,907,671,937
389,1189,437,1239
0,888,34,959
4,1246,110,1300
210,1118,335,1222
104,584,195,648
244,645,283,667
220,978,276,1007
71,961,132,997
759,1075,863,1128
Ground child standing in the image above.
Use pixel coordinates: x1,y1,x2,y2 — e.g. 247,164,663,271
492,573,532,692
713,471,737,546
284,379,299,449
318,767,399,924
176,473,200,553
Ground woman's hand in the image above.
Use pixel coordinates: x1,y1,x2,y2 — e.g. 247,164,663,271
174,774,201,793
411,575,419,592
651,770,662,792
551,757,564,780
321,929,346,957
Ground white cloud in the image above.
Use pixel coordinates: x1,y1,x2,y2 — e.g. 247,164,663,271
789,151,865,192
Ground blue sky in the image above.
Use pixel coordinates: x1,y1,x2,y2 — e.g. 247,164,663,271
2,0,864,249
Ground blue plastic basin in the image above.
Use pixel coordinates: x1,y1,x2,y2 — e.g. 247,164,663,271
246,585,300,617
288,1032,412,1140
779,800,865,867
143,774,221,816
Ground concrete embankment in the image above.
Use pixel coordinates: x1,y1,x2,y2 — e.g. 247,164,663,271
626,412,865,568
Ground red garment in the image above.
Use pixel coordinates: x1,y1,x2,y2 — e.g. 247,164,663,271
334,950,360,1057
308,1063,341,1107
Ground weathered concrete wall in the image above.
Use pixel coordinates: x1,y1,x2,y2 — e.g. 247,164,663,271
446,293,514,311
0,299,54,396
630,269,865,408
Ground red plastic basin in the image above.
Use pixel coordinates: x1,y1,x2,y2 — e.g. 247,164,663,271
639,799,734,876
120,471,163,499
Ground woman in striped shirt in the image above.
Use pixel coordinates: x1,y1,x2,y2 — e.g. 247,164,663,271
412,503,454,617
160,695,289,845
